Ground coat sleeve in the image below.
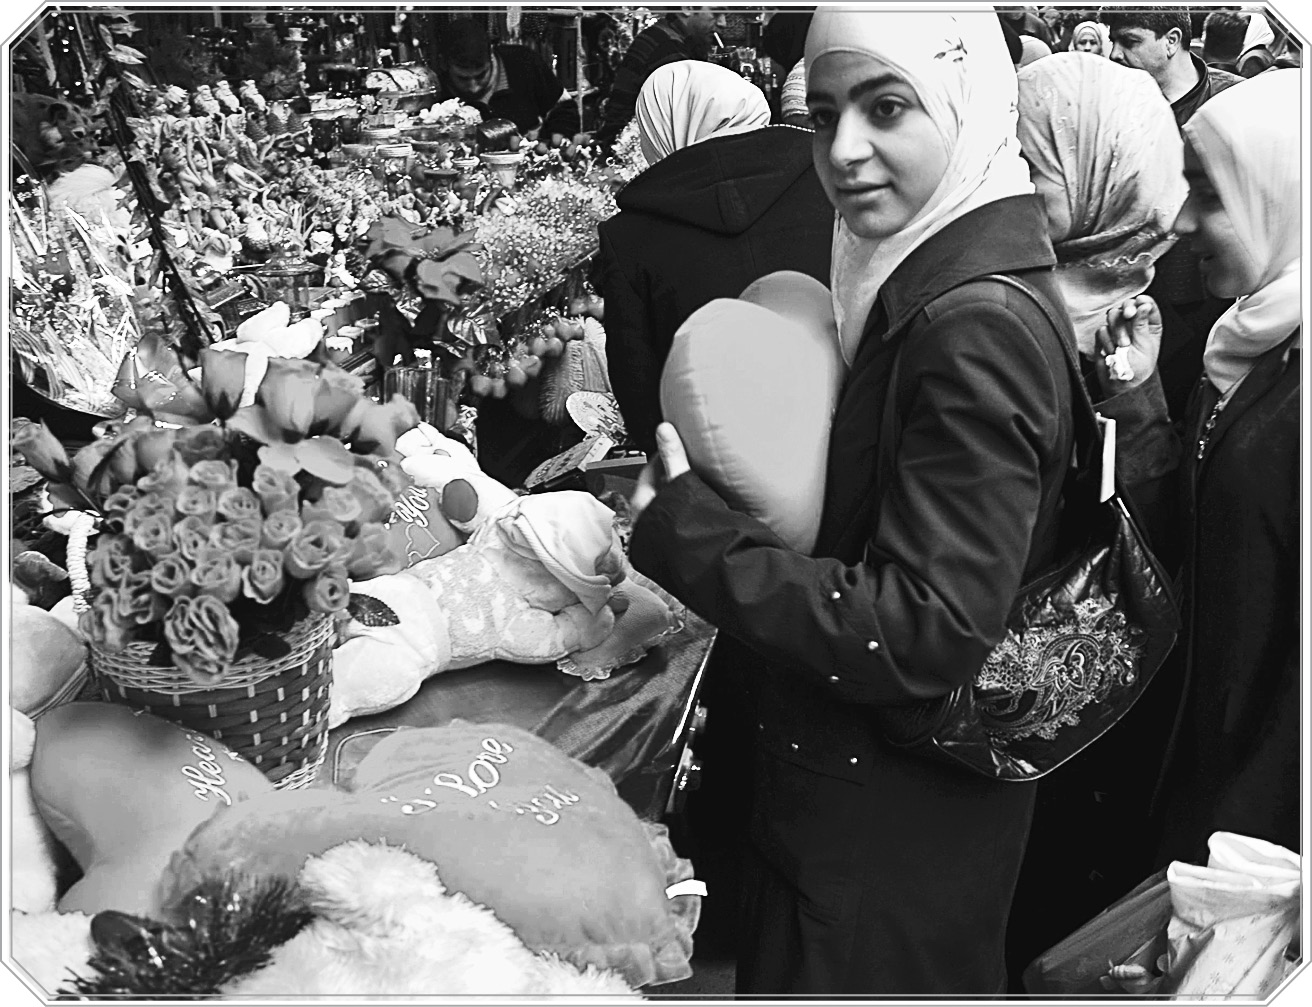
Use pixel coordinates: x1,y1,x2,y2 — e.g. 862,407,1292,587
597,226,663,455
629,299,1063,708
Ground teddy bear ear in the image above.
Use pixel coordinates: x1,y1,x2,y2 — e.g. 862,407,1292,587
440,478,479,525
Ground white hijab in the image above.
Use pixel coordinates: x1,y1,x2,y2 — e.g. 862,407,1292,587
635,61,771,166
805,8,1036,363
1183,69,1302,395
1242,12,1276,53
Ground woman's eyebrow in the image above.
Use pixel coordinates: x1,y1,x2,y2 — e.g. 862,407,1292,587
848,73,905,101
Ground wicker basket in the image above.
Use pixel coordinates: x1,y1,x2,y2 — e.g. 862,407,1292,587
89,613,335,790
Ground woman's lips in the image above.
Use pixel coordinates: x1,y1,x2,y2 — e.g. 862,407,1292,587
836,183,890,205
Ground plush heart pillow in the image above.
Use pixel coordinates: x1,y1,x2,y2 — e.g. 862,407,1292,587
659,270,843,554
159,721,700,988
30,702,275,916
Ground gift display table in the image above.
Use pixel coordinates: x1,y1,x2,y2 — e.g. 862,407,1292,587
313,612,716,822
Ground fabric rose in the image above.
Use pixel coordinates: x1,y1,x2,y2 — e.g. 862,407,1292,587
241,548,287,605
188,550,243,604
200,346,247,420
261,510,303,551
301,486,363,528
176,485,218,524
172,515,215,563
284,520,351,579
207,517,263,564
79,591,133,652
112,570,168,626
13,420,71,483
217,487,263,523
348,467,396,524
310,369,362,437
132,428,179,478
345,523,406,580
131,512,176,559
303,563,351,614
252,463,301,515
69,437,116,500
137,452,190,498
375,459,411,497
123,492,177,535
188,459,239,493
344,395,421,456
101,486,141,533
258,357,319,439
150,552,196,598
164,595,242,685
88,534,138,589
174,424,229,466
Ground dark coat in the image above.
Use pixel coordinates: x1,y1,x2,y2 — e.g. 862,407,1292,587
1099,334,1302,865
629,195,1076,994
594,15,701,150
596,125,833,454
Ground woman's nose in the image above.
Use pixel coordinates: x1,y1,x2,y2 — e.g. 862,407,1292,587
1172,196,1198,236
828,109,869,168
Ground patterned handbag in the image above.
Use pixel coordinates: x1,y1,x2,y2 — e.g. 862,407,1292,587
874,273,1181,781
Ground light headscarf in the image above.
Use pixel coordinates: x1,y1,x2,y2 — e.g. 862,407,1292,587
805,9,1035,363
634,61,771,166
1071,21,1112,58
1018,35,1053,67
1183,69,1302,394
1017,52,1186,352
1242,12,1276,53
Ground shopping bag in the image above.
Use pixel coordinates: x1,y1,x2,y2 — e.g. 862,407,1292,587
1022,867,1172,995
1160,832,1301,998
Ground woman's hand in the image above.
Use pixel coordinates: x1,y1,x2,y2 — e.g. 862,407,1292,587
1092,295,1162,396
629,423,690,523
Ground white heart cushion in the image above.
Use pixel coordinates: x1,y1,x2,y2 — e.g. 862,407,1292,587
659,271,843,555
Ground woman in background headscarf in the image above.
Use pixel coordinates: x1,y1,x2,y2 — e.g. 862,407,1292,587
633,60,771,165
1093,69,1301,868
1071,19,1112,56
627,9,1076,993
1004,50,1186,984
1017,52,1186,355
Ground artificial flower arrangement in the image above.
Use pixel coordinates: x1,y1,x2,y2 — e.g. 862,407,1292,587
15,339,421,686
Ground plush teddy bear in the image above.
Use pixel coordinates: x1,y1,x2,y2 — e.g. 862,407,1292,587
328,425,683,727
9,841,639,998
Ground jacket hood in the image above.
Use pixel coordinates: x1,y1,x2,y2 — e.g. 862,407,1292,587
616,125,822,236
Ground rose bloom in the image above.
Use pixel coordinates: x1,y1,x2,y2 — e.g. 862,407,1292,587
89,534,139,589
242,548,287,605
251,463,300,515
217,487,263,523
112,570,168,626
164,595,241,685
301,486,363,529
284,520,351,579
101,486,141,533
375,460,412,498
259,358,319,439
131,512,176,559
208,517,263,564
349,467,396,524
261,510,303,551
175,485,218,524
150,552,196,598
123,492,178,535
175,425,230,466
188,550,243,604
133,428,179,477
137,452,189,498
188,459,239,493
172,515,214,563
304,564,351,614
79,591,133,651
346,523,406,580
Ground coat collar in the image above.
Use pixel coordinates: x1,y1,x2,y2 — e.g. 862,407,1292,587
866,194,1057,343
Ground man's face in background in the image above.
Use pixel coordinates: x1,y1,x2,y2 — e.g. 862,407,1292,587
682,8,728,45
445,58,493,99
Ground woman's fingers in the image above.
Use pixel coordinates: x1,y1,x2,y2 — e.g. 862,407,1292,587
656,422,690,480
629,459,662,520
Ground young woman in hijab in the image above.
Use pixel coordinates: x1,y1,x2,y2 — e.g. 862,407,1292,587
598,60,830,455
627,10,1076,994
1005,50,1187,982
1070,20,1112,56
1093,68,1301,867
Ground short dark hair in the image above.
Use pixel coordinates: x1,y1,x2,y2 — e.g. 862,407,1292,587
1099,7,1192,48
437,18,492,68
1202,11,1248,62
761,10,813,68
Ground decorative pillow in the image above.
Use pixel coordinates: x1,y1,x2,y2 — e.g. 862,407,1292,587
659,270,843,554
159,721,700,988
11,603,87,718
30,702,275,916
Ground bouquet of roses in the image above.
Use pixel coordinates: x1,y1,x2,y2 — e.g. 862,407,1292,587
15,349,421,685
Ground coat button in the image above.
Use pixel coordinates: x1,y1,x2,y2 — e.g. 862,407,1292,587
867,640,879,651
830,590,842,601
850,757,859,765
828,675,839,683
790,742,799,751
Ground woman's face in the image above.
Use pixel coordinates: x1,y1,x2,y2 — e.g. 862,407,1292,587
1073,33,1102,54
807,51,950,239
1029,167,1072,243
1173,140,1260,298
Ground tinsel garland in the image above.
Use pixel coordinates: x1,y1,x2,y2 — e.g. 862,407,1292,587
61,874,312,998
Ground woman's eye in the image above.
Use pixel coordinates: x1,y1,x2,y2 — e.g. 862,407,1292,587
866,97,906,122
807,107,836,129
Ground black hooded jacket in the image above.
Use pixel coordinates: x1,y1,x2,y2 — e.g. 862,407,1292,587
596,124,833,453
